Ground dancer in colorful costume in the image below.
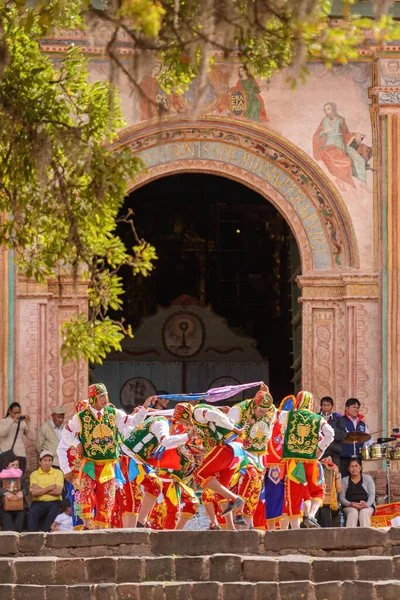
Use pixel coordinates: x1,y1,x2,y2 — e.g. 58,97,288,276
173,401,247,530
281,390,334,529
264,395,295,530
122,408,194,527
227,384,276,527
57,398,89,530
60,383,153,529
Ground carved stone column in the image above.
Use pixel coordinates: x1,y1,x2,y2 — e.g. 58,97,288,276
298,274,380,434
15,276,88,468
371,58,400,436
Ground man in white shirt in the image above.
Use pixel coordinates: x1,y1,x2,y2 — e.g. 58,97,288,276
35,407,66,468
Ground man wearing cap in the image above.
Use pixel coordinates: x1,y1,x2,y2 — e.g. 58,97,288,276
36,407,66,468
28,451,64,531
60,383,156,529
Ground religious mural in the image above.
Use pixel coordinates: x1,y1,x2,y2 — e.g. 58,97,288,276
137,63,269,123
312,102,372,191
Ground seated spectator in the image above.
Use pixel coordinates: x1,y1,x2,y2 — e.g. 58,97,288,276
35,407,66,468
28,451,63,532
0,453,27,532
339,458,375,528
50,499,73,532
316,455,342,527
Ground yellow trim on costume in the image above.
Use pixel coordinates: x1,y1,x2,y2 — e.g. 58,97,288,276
92,520,111,528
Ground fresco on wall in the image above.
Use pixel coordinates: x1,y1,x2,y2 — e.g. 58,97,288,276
137,63,269,123
380,59,400,86
312,102,372,191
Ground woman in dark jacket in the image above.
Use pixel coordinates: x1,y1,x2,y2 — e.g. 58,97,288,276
0,452,28,532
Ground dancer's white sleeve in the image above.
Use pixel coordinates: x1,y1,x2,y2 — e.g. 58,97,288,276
193,407,236,430
150,419,188,449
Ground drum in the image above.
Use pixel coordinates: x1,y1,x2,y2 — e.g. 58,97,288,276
370,444,390,460
361,446,372,461
390,446,400,460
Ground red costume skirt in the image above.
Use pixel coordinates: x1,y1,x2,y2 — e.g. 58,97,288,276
194,445,236,488
285,461,325,517
80,465,116,528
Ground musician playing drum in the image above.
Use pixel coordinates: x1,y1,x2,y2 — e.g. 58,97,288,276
340,398,372,478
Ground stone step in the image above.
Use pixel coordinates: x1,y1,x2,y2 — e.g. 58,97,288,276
1,580,400,600
1,554,400,585
1,527,400,558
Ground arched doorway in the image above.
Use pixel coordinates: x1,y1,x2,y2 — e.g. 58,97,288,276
114,172,302,401
97,117,380,437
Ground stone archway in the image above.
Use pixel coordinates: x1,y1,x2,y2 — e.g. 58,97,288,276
114,117,359,275
112,118,380,434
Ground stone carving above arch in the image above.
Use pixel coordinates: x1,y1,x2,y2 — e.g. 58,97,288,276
112,118,359,273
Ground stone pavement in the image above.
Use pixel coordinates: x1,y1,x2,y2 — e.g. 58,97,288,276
1,528,400,599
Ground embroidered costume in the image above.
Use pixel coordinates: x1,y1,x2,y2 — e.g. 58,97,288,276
281,391,334,527
264,395,295,529
228,390,276,522
122,414,190,526
60,383,149,528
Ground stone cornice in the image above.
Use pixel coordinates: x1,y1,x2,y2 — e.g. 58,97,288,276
297,273,379,301
17,276,88,300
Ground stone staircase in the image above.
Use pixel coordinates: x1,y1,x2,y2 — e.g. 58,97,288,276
1,528,400,599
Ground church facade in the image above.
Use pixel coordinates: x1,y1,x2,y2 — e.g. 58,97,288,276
1,26,400,465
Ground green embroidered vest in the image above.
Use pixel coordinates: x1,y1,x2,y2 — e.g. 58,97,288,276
282,410,322,460
235,400,275,454
78,405,119,463
123,416,166,462
192,404,234,453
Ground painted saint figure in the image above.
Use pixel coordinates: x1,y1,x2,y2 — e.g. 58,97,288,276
230,66,269,123
313,102,372,190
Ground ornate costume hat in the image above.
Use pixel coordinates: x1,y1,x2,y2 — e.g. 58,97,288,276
87,383,108,406
76,398,89,413
253,390,274,409
295,390,313,411
173,402,194,422
279,395,295,411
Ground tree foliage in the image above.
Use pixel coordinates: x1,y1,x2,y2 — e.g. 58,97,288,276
0,0,399,364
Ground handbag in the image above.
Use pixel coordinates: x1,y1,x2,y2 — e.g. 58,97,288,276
1,477,24,511
0,419,22,465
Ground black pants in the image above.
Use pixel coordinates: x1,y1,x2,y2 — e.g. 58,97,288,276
28,501,61,532
315,505,339,528
0,508,26,532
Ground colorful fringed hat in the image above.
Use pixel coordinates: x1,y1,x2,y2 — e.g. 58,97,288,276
87,383,108,406
253,390,274,409
173,402,194,422
279,395,295,411
295,390,313,411
76,398,89,413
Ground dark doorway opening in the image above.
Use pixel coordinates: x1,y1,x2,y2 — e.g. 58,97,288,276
116,173,302,401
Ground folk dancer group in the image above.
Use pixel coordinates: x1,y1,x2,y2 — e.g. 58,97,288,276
57,382,334,530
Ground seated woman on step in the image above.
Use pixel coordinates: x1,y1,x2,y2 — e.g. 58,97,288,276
339,458,375,528
0,452,28,532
